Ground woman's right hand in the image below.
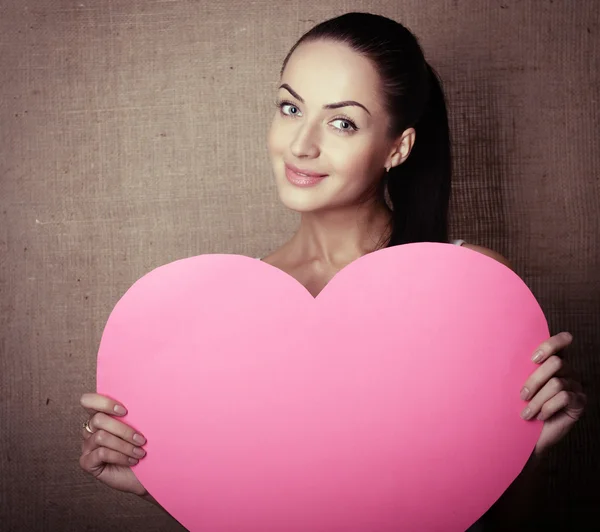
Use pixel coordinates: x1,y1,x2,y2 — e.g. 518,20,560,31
79,392,148,496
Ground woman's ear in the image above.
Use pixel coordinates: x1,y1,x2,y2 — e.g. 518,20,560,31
386,127,416,170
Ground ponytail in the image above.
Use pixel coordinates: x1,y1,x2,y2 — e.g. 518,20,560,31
384,62,452,247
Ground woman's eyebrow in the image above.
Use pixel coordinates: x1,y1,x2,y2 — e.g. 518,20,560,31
278,83,371,116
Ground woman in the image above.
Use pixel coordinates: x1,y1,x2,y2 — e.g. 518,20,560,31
79,12,586,529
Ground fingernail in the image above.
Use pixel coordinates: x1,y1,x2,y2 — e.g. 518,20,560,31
565,332,573,342
133,447,146,457
536,412,545,421
133,433,146,445
520,387,530,400
128,457,139,465
114,405,127,415
521,407,532,420
531,351,543,363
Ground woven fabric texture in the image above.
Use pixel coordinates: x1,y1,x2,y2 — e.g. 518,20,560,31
1,1,598,530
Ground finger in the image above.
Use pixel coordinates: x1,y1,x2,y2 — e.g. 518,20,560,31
80,393,128,417
531,331,573,364
79,446,139,475
81,428,93,453
81,426,94,448
86,412,147,447
521,355,565,400
535,390,574,421
538,388,587,421
520,377,569,420
81,429,147,460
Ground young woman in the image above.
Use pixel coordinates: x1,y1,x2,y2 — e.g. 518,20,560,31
79,12,586,529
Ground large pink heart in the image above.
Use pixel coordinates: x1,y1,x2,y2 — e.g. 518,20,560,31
97,243,545,531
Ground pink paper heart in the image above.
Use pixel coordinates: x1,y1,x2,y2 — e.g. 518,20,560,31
97,243,545,531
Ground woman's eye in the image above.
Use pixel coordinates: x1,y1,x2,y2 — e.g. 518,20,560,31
331,119,357,132
280,102,300,116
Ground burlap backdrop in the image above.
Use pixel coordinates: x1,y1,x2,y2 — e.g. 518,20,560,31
1,1,598,530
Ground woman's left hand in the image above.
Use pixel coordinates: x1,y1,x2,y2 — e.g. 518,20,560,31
519,331,587,456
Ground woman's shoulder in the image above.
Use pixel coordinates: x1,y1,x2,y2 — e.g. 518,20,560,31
460,242,513,271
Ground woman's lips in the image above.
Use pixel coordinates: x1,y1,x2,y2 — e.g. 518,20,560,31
284,164,328,187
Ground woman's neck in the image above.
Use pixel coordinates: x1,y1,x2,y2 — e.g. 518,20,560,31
287,201,392,269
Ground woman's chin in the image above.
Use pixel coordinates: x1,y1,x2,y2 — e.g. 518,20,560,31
278,192,326,213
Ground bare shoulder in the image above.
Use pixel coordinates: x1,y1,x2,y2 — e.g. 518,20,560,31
461,243,514,271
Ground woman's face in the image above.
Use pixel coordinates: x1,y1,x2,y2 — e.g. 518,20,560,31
267,40,399,214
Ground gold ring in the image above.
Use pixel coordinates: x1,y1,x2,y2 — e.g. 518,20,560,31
83,419,94,434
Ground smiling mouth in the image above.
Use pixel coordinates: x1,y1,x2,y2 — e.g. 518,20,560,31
284,165,328,187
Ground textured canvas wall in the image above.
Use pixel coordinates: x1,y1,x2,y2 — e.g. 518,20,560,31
1,0,598,530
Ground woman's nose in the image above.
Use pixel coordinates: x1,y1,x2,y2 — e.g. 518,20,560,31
290,123,321,158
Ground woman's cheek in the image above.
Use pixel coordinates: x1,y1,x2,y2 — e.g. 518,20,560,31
267,117,285,154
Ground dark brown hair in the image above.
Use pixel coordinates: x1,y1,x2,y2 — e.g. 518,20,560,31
280,12,452,247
